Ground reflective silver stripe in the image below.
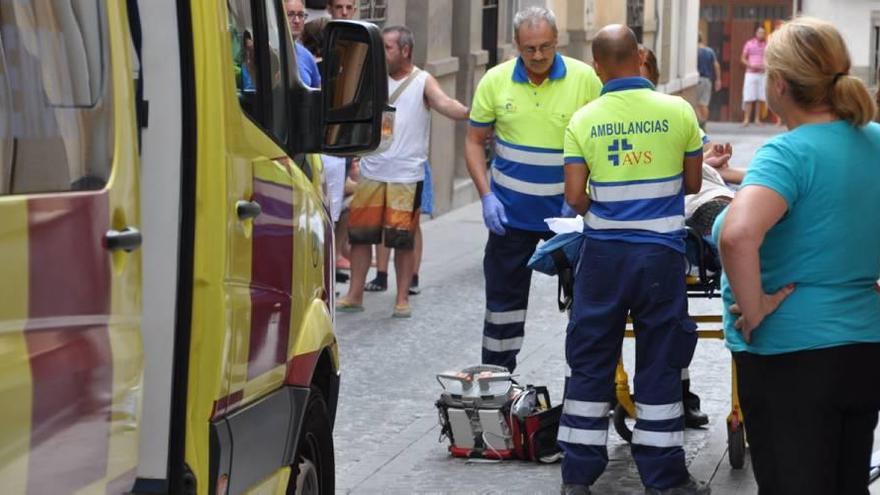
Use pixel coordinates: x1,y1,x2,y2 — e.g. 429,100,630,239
482,335,524,353
495,141,563,167
632,429,684,448
485,309,527,325
557,425,608,446
589,178,682,202
563,400,611,418
491,168,565,197
635,402,684,421
681,368,690,380
585,211,684,233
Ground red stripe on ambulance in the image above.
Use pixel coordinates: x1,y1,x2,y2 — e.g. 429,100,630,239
25,194,113,494
247,178,295,379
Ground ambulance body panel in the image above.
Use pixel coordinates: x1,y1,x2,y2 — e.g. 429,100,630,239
0,1,142,493
0,0,387,493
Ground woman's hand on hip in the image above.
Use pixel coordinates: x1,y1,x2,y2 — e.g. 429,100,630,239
729,284,796,343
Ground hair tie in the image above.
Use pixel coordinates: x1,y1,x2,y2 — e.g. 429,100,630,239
833,72,847,84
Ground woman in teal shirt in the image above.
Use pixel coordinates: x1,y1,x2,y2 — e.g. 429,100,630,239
714,18,880,494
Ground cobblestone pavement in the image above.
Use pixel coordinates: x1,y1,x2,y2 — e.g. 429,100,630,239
329,123,814,494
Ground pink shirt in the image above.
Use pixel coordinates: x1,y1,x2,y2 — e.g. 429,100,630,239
742,38,766,73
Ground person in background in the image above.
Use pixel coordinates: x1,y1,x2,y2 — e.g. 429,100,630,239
364,161,432,295
715,17,880,494
284,0,321,88
696,34,721,129
327,0,358,277
301,16,328,60
301,16,346,242
740,26,767,126
327,0,356,19
337,25,468,317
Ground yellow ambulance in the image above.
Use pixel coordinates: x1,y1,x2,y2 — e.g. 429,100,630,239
0,1,387,493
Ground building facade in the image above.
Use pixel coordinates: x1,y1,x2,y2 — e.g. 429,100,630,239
698,0,793,122
325,0,701,216
796,0,880,86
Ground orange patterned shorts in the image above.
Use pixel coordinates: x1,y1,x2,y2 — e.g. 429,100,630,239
348,178,423,249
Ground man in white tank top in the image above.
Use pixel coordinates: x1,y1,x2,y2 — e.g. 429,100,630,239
337,25,469,317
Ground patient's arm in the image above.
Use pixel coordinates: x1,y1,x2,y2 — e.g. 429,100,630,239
719,167,745,185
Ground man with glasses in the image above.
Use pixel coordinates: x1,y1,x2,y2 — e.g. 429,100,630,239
284,0,321,88
464,6,602,373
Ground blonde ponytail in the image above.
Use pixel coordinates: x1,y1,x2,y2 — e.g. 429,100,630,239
830,74,876,127
765,17,877,127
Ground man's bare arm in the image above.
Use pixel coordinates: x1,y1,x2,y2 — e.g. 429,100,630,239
564,163,591,215
465,125,494,197
424,74,469,120
719,167,745,185
683,154,703,194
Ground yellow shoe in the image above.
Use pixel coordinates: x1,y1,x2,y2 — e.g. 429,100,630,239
336,299,364,313
392,304,411,318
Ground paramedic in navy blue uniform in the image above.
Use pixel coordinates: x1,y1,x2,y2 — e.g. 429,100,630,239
464,6,601,372
559,25,709,494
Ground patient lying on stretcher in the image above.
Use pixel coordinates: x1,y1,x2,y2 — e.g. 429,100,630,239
684,143,743,279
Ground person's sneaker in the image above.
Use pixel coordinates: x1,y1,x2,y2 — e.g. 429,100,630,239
364,272,388,292
645,476,711,495
560,484,591,495
408,274,421,295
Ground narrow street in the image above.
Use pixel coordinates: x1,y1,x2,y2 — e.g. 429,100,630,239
331,123,878,494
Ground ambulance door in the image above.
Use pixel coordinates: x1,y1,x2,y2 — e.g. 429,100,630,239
0,2,143,494
213,0,303,420
198,1,307,493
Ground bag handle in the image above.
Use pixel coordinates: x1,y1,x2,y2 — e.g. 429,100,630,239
388,67,421,104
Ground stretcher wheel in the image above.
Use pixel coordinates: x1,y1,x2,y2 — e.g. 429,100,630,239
613,399,634,443
727,421,746,469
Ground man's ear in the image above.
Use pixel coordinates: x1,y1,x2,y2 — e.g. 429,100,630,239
592,60,605,81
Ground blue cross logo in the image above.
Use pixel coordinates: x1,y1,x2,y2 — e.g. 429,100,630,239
607,138,633,166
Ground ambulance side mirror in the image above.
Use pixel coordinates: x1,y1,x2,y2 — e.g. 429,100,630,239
317,20,392,155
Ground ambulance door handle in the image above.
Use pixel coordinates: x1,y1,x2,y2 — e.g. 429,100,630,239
236,200,262,220
105,227,143,252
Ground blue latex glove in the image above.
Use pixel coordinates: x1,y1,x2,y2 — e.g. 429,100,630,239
560,202,578,218
481,192,508,235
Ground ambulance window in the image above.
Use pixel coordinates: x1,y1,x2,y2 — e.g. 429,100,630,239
264,0,289,141
228,0,292,144
0,0,113,195
229,0,259,115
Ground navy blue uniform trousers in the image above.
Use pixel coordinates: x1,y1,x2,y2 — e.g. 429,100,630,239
559,238,697,489
482,228,552,372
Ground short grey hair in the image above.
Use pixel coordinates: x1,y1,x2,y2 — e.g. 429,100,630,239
513,7,558,41
382,25,415,59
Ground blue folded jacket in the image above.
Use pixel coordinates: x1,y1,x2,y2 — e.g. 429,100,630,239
528,232,585,276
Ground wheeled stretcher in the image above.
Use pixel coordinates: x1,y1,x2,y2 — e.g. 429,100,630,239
554,228,746,469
